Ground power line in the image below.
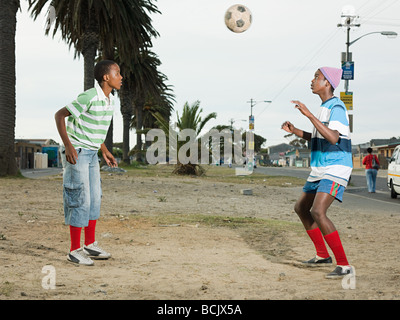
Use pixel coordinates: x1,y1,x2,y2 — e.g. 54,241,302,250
362,20,400,27
358,0,392,19
256,28,341,118
359,0,399,24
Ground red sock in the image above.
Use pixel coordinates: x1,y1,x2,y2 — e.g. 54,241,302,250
306,228,330,258
69,226,82,252
84,220,97,246
324,230,349,266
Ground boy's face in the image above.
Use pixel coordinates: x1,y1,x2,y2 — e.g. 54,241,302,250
104,64,123,91
311,70,329,95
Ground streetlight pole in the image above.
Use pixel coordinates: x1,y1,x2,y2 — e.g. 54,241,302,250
245,99,272,172
247,98,272,117
337,10,360,93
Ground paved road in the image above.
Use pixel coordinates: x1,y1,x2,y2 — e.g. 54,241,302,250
254,166,400,214
21,168,63,179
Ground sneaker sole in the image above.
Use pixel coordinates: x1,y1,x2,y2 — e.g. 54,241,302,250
83,248,111,260
325,274,346,279
325,268,353,279
67,255,94,266
88,255,111,260
302,262,332,268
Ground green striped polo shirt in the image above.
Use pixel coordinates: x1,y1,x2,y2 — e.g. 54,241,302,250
65,82,115,151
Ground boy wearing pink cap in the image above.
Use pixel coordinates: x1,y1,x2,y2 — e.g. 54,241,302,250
282,67,354,279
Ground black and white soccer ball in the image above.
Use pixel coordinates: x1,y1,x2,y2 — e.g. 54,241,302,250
224,4,252,33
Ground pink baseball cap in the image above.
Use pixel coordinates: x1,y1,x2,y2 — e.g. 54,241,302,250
319,67,343,89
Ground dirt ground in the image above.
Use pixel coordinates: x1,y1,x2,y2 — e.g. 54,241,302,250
1,165,400,301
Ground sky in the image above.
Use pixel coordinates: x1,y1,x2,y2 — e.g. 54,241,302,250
15,0,400,149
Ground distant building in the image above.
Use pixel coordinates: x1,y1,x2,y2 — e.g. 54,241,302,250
352,138,400,169
15,139,60,169
266,143,310,167
285,148,311,167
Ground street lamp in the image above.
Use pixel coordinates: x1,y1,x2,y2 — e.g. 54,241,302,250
349,31,397,46
337,7,398,93
244,99,272,172
337,6,397,133
229,118,246,131
247,98,272,117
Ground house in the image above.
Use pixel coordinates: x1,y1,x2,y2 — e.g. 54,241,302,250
371,138,400,159
374,139,400,169
285,148,311,167
15,139,61,169
352,138,400,169
267,143,295,166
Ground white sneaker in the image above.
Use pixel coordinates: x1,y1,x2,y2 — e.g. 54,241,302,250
83,241,111,259
67,248,94,266
325,265,354,279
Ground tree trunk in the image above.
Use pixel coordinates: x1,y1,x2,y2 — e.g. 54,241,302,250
81,5,98,91
119,84,133,163
104,120,113,155
122,113,131,163
0,0,19,176
82,30,98,91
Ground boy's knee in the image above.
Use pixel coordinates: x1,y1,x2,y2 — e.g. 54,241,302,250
294,201,307,216
310,208,325,221
294,202,300,214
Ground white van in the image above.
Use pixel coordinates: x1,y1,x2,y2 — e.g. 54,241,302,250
388,145,400,198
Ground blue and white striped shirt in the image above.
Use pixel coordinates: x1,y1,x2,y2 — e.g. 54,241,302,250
308,97,353,187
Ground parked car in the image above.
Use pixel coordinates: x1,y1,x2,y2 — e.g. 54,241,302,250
387,145,400,199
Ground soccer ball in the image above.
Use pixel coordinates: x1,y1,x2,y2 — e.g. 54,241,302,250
224,4,252,33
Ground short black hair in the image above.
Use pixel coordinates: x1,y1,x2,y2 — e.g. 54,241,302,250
94,60,117,85
367,147,373,153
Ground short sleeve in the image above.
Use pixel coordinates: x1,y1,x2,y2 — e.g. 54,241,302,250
65,91,92,119
328,105,350,136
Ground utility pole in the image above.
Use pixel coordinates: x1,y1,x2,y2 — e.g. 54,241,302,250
245,99,271,172
337,5,397,135
337,6,359,133
338,13,360,93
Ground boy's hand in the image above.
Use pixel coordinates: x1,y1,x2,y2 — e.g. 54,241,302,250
102,149,118,168
281,121,295,133
65,144,78,165
291,100,313,118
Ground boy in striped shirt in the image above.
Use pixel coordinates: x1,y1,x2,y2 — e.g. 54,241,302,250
55,60,122,265
281,67,354,279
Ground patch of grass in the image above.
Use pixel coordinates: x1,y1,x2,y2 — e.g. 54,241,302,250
146,213,303,262
0,170,26,180
118,164,305,187
0,281,14,297
151,213,300,231
119,163,174,178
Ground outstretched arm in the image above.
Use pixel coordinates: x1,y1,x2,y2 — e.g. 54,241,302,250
281,121,312,141
291,100,340,145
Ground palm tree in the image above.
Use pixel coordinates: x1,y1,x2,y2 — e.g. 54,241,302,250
124,50,175,162
112,47,175,163
29,0,160,89
0,0,20,176
152,101,217,176
29,0,160,154
176,101,217,137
